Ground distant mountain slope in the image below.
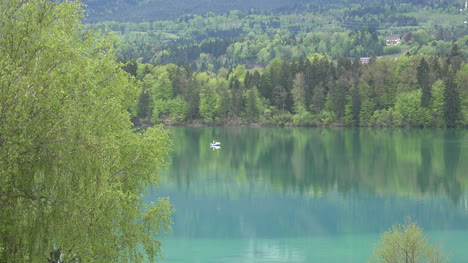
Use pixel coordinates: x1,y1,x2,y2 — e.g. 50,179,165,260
82,0,308,22
82,0,466,23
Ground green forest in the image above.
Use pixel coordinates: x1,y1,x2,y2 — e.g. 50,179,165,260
87,1,468,67
82,0,468,22
125,52,467,127
82,0,468,127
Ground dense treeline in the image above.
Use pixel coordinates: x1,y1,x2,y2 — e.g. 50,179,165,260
127,46,467,127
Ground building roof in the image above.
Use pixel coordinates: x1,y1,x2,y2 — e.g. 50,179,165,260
385,34,401,40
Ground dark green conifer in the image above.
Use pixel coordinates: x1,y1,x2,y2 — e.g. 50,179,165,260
417,57,431,108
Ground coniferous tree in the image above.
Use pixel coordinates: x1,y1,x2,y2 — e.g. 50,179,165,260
417,57,432,108
430,55,442,82
137,82,153,119
291,73,307,112
230,78,244,118
303,58,314,111
447,44,464,72
274,85,288,112
258,72,273,102
350,85,362,125
329,77,348,120
444,70,461,127
279,59,294,112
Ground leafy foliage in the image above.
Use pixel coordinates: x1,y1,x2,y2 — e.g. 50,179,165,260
373,218,448,263
0,0,173,262
132,50,467,127
84,0,468,71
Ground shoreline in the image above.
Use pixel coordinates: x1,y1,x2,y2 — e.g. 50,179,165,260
132,119,467,129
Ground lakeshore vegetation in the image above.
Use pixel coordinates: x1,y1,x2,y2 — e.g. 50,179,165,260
126,51,467,127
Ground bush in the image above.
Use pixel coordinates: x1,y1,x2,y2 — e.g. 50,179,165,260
383,45,401,55
371,108,403,127
271,112,293,126
292,106,314,126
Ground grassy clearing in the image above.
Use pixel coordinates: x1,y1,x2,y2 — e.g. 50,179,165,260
405,10,467,27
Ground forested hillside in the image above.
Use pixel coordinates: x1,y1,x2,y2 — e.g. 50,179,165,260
83,0,468,127
83,0,305,22
83,0,467,22
86,0,468,69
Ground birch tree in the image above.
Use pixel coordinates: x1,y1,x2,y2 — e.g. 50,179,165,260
0,1,173,262
373,218,448,263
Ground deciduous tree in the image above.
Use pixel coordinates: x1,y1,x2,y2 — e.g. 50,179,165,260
0,1,173,262
373,218,447,263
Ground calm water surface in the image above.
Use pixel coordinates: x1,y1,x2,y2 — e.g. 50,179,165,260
146,127,468,263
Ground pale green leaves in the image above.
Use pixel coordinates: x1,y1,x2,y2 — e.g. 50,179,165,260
0,0,173,262
373,218,448,263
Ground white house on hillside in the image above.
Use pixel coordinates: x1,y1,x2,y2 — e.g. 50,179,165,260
385,35,401,46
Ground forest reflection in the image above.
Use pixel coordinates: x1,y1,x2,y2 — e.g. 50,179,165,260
162,127,468,203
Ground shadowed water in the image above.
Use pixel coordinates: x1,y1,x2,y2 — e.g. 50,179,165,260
146,127,468,263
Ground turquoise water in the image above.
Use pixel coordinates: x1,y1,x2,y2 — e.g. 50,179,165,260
146,127,468,262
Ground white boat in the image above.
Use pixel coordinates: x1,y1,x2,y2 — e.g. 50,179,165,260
210,141,221,147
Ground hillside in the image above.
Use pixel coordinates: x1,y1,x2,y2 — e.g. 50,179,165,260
82,0,467,22
83,0,308,22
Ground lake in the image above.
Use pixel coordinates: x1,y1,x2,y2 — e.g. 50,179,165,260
145,127,468,263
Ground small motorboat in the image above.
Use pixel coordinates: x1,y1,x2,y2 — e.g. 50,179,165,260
210,145,221,150
210,141,221,147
